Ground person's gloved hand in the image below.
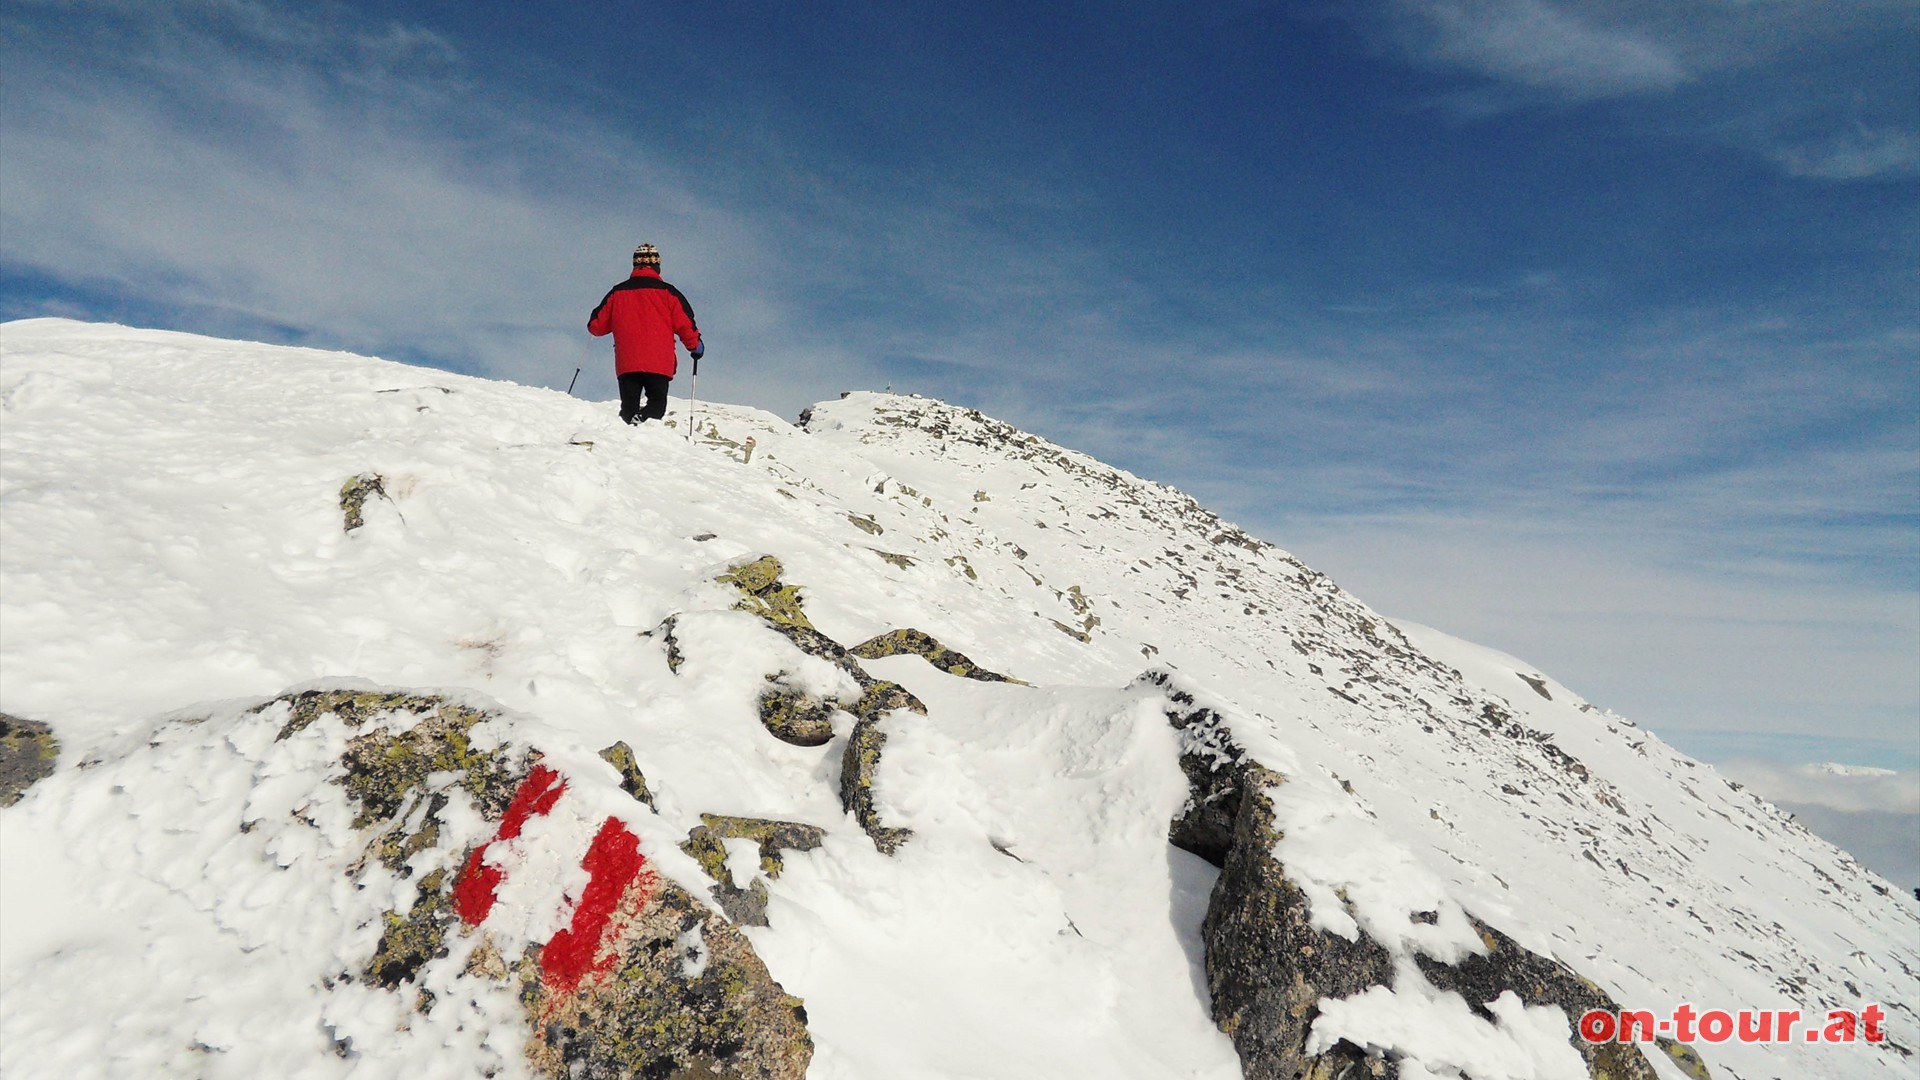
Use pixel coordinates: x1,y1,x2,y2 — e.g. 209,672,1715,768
690,342,705,361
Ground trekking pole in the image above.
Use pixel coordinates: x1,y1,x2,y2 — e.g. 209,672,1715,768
687,354,699,443
566,367,581,396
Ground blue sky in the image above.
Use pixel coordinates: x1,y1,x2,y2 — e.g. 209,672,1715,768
2,0,1915,796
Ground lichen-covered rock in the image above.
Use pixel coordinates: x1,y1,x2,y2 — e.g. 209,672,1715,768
270,688,526,827
869,548,915,569
0,713,59,808
339,472,387,532
717,555,814,630
598,741,657,810
1415,918,1663,1080
524,880,813,1080
849,627,1025,684
715,556,925,853
265,689,535,995
1140,671,1247,866
839,716,912,856
255,686,813,1080
1149,675,1664,1080
1048,617,1092,643
1202,763,1393,1079
1657,1037,1714,1079
366,865,454,990
680,814,827,926
755,681,840,747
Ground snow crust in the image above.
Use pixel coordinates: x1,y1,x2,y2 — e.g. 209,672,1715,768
2,320,1915,1079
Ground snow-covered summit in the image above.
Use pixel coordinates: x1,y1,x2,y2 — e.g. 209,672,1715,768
1,320,1913,1079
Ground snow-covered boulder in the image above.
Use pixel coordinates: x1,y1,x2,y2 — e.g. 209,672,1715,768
9,684,813,1079
1150,673,1662,1080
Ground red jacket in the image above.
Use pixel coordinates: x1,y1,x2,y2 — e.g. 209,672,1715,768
587,267,701,377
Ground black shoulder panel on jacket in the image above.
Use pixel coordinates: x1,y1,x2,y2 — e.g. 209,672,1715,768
595,276,699,329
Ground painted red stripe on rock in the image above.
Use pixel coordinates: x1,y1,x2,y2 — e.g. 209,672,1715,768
539,817,657,996
452,764,568,926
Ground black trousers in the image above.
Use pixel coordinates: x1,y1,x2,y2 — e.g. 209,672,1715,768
618,372,672,424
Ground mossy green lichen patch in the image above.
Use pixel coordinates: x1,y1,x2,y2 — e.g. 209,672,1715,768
0,713,59,808
717,556,816,631
839,717,911,856
848,628,1024,684
366,867,453,989
1656,1038,1713,1080
597,741,656,810
755,682,839,747
262,688,527,828
680,814,827,926
339,472,388,532
524,882,812,1080
341,711,524,828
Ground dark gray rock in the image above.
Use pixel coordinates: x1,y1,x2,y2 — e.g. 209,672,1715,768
1417,918,1664,1080
1138,670,1247,867
1146,674,1667,1080
680,814,827,927
0,713,58,807
1203,762,1394,1080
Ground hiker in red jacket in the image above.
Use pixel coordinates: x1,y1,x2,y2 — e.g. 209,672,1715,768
588,243,703,425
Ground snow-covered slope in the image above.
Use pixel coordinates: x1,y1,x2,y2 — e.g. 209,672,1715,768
1,319,1912,1080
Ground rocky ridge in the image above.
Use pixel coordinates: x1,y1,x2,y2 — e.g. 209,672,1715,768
2,325,1912,1080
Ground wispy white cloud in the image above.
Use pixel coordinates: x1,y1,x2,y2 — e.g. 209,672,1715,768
1362,0,1920,184
1765,125,1920,181
2,1,1912,778
1385,0,1691,100
1714,760,1920,888
1271,509,1919,748
0,1,879,413
1717,760,1919,815
976,308,1919,756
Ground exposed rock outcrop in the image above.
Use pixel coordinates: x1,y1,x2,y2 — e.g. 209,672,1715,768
1181,752,1387,1078
597,740,656,810
0,713,58,807
523,879,813,1080
755,676,841,747
715,556,924,853
263,687,813,1080
1144,674,1666,1080
680,814,827,927
849,627,1025,684
338,472,388,532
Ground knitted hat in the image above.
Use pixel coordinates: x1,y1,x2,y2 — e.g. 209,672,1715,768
633,243,660,268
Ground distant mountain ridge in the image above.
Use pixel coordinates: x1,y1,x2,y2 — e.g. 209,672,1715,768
1,320,1912,1079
